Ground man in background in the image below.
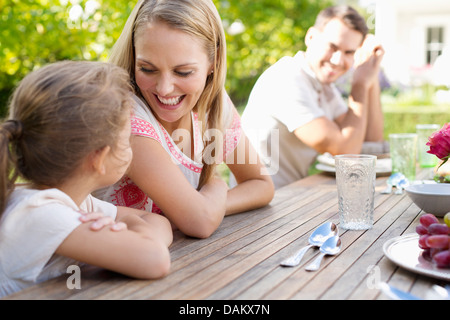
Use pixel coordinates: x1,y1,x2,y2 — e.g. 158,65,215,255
242,5,385,188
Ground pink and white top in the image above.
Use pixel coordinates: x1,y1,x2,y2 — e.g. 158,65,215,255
95,93,242,214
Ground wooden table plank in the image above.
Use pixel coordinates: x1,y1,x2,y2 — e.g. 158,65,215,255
130,191,337,299
3,168,448,301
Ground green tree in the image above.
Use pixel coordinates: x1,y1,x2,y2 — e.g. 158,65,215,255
0,0,135,117
215,0,332,106
0,0,333,116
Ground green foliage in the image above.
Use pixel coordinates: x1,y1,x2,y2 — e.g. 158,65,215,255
382,85,450,139
0,0,136,117
0,0,332,117
215,0,332,105
5,0,447,181
383,106,450,140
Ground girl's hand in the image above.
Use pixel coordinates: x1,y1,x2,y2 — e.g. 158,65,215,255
79,211,127,231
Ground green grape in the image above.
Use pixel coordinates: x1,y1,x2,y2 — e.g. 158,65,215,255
445,212,450,228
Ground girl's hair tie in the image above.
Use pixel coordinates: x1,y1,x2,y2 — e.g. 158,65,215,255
2,119,24,141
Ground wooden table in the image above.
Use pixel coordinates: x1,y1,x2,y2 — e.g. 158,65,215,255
3,168,449,301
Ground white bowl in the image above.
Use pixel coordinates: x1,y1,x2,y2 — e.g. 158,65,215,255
405,184,450,217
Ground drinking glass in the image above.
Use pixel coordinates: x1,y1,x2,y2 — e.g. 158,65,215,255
389,133,418,181
335,154,376,230
416,124,439,168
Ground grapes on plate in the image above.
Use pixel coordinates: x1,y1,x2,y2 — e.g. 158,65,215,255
419,213,439,228
433,250,450,268
428,223,450,235
416,213,450,269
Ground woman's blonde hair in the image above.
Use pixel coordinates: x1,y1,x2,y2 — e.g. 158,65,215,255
109,0,227,189
0,61,133,214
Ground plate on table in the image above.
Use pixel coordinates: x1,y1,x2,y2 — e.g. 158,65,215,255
315,155,392,177
383,233,450,281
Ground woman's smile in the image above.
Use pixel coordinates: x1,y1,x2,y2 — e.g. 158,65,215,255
155,94,186,110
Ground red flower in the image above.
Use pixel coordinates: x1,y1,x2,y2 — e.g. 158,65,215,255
427,123,450,166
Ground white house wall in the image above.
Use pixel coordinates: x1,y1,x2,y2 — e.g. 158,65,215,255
375,0,450,87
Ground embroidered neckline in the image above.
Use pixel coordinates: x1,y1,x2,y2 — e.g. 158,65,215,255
157,112,203,173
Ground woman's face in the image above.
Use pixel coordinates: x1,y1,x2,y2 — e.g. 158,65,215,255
134,21,213,128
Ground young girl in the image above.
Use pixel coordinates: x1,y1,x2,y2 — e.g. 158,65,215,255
0,60,172,297
95,0,275,239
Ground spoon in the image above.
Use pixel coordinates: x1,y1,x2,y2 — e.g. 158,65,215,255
305,235,342,271
280,222,338,267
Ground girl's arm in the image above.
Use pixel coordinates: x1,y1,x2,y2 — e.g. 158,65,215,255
55,208,171,279
225,134,275,215
116,206,173,247
127,136,228,239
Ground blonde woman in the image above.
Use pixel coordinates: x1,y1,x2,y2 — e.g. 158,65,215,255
97,0,274,238
0,61,172,297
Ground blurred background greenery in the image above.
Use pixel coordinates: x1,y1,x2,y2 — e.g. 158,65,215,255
1,0,450,136
0,0,332,117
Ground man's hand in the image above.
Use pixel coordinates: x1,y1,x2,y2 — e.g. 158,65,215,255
354,34,384,66
353,34,385,88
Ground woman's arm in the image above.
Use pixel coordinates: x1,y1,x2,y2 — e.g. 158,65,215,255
55,208,171,279
127,136,228,239
225,134,274,215
116,206,173,247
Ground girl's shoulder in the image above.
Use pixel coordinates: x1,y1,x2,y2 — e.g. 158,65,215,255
0,188,83,284
2,187,115,228
4,187,75,218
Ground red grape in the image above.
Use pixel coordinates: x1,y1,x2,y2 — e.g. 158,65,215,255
432,250,450,268
415,213,450,268
416,225,428,235
426,235,450,249
428,223,450,235
419,234,430,249
420,213,440,227
422,248,432,261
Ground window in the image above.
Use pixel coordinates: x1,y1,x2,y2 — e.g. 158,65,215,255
426,27,445,65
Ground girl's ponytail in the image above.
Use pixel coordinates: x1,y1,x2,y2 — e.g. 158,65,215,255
0,120,23,214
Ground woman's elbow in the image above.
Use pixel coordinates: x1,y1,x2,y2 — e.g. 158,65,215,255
189,228,215,239
256,176,275,207
264,178,275,204
182,219,220,239
179,210,224,239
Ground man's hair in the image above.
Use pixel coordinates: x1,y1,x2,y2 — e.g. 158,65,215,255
314,5,368,38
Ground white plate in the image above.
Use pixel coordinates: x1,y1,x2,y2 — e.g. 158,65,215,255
383,233,450,281
315,158,392,176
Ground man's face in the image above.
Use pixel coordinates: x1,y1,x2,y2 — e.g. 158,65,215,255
305,18,364,84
